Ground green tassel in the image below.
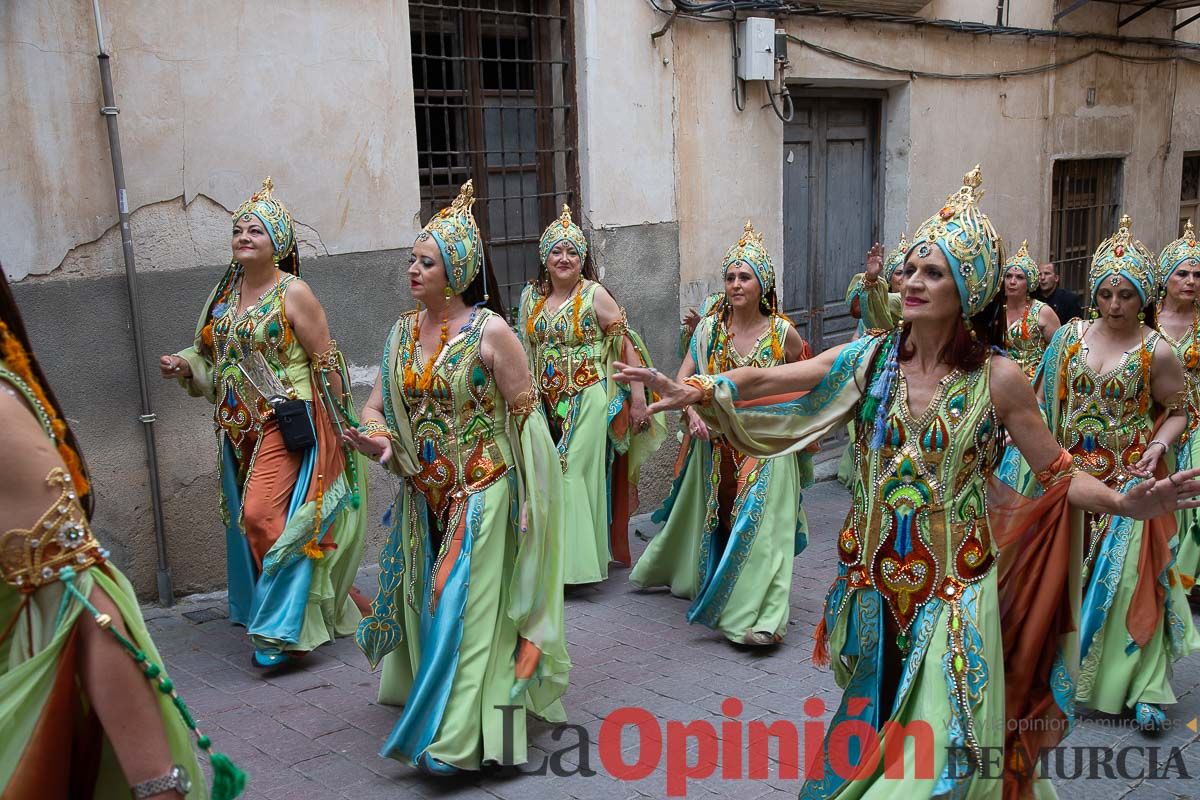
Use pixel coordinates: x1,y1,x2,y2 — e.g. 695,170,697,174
209,751,247,800
350,492,361,509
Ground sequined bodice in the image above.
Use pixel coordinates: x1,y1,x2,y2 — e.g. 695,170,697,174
399,308,513,522
1161,322,1200,437
695,314,789,374
839,362,1002,638
525,281,604,415
1005,300,1047,381
210,273,312,444
1058,322,1157,485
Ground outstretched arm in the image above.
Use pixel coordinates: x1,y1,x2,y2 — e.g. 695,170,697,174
614,343,847,414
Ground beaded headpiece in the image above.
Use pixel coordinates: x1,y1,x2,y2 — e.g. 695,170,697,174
884,233,909,283
722,220,776,294
1157,220,1200,293
907,165,1004,318
233,177,295,263
1089,214,1156,305
420,180,482,295
539,204,588,265
1005,240,1040,297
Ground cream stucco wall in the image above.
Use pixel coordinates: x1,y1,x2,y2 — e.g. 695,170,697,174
2,0,422,282
575,0,677,230
662,10,1200,309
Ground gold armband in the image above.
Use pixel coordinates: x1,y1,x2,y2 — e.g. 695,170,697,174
1034,449,1076,489
1163,390,1188,415
683,374,716,407
509,386,539,419
603,309,629,338
314,340,342,372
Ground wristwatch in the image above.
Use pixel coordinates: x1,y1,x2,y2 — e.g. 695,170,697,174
132,764,192,798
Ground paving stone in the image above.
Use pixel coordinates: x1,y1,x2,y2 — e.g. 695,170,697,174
136,480,1200,798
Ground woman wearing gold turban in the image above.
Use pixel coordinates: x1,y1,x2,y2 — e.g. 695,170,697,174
630,221,811,648
515,205,664,584
161,178,368,668
347,181,570,772
615,169,1200,797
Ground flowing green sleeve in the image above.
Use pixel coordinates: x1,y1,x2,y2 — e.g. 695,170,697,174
603,324,666,476
173,345,217,402
379,319,422,477
507,410,570,717
846,272,898,330
697,334,883,459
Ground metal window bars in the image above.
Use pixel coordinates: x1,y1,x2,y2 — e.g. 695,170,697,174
1049,158,1123,294
410,0,581,318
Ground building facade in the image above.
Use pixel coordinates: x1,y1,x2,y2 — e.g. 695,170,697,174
6,0,1200,597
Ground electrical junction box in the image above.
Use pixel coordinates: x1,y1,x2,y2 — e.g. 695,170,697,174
736,17,776,81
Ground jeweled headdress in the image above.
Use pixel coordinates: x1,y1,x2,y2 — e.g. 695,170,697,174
539,204,588,266
884,233,909,283
233,177,295,264
907,165,1004,318
1005,240,1040,297
420,180,482,295
1089,214,1156,305
1157,220,1200,293
722,220,776,294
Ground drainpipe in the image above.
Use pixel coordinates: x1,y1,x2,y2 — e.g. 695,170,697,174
89,0,175,606
996,0,1006,26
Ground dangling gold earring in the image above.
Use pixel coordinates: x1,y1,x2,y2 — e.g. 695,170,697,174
443,286,453,300
1138,309,1145,322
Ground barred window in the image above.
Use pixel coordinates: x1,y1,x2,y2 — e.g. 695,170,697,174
410,0,580,316
1049,158,1122,293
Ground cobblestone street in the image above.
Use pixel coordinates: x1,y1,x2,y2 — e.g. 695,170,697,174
145,479,1200,800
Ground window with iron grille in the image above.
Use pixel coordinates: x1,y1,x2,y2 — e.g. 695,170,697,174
1180,152,1200,235
409,0,580,316
1049,158,1122,293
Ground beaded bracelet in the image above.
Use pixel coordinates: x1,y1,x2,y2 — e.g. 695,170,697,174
683,374,716,407
360,420,392,440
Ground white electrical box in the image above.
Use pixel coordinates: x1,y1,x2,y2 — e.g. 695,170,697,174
736,17,776,81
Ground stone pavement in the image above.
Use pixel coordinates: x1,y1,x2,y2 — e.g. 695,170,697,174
145,479,1200,800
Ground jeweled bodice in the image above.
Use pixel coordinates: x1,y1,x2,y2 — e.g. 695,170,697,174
1057,322,1157,486
1005,299,1047,381
209,273,312,444
523,281,604,415
839,362,1002,638
398,308,513,522
1161,320,1200,438
694,314,789,375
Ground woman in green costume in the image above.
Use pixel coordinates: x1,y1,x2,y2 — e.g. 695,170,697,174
347,181,570,773
631,221,810,647
1,266,243,798
515,205,664,584
616,168,1200,797
1040,215,1200,731
1001,241,1060,381
1157,221,1200,600
994,241,1060,491
161,178,367,668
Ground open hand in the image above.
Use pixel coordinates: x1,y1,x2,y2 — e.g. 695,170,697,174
613,361,700,413
1122,466,1200,520
682,308,702,335
864,243,885,281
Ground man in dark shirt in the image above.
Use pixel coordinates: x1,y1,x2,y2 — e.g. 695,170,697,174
1037,261,1085,323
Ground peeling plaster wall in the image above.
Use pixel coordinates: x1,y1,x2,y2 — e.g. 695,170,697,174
2,0,422,282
